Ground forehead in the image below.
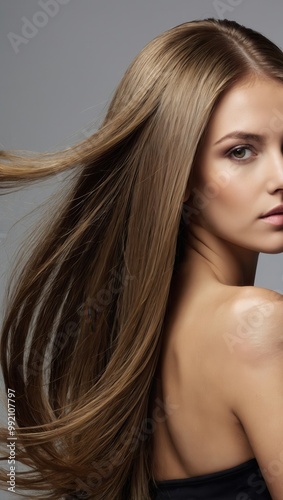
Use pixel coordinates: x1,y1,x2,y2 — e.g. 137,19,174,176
204,76,283,144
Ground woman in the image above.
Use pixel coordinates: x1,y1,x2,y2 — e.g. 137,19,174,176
0,17,282,500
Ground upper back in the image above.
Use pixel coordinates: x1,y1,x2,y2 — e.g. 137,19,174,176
151,284,283,481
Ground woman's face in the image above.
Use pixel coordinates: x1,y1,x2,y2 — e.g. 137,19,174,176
187,75,283,254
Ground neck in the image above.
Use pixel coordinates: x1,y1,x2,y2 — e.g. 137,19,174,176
181,223,259,288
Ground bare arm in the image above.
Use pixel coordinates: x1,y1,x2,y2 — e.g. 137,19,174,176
224,293,283,499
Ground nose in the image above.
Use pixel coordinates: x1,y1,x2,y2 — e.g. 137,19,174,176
266,148,283,194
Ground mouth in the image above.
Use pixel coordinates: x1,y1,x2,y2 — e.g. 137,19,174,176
260,204,283,218
260,203,283,226
260,213,283,226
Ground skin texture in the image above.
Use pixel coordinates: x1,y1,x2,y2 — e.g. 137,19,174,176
184,75,283,287
151,76,283,499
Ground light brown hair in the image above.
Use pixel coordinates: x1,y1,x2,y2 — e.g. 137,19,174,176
1,17,283,500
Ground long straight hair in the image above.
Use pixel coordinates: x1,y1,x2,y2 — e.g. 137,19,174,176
1,18,283,500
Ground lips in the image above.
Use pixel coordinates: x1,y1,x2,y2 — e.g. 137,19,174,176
260,204,283,218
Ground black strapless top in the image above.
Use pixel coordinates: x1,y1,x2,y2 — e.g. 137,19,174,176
149,457,272,499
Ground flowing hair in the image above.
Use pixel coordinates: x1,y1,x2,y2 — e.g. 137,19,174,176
1,17,283,500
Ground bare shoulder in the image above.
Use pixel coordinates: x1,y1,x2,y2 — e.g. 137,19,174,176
220,285,283,359
219,287,283,498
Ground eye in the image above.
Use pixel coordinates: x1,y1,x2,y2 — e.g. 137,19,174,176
227,145,254,162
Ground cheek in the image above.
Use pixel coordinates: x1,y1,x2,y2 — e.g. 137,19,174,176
218,176,254,210
197,177,252,229
214,183,248,210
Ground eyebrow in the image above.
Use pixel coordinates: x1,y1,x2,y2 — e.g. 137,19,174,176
213,132,267,146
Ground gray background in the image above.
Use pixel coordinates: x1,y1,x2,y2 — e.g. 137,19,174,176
1,1,283,498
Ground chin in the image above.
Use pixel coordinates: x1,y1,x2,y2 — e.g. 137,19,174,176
259,245,283,254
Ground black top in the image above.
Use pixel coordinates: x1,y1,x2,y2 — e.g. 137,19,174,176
149,457,272,499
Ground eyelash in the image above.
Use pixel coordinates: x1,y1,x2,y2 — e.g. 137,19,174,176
225,144,256,162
